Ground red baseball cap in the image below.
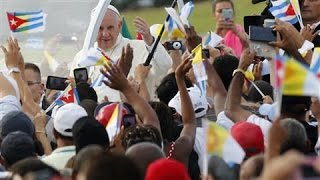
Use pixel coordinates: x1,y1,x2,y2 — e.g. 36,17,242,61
145,159,190,180
231,121,264,158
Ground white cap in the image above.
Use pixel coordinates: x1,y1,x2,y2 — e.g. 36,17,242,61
107,5,120,17
168,86,208,118
53,103,88,137
258,102,278,121
91,5,120,19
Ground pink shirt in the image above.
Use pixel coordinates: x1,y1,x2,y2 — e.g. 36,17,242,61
223,24,245,58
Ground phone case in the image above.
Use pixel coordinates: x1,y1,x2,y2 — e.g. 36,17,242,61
249,26,276,42
222,9,233,21
250,40,276,58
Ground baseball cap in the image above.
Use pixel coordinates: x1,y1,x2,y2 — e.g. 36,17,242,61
258,102,278,121
1,131,36,166
0,111,34,138
53,103,88,137
231,122,264,158
168,86,208,118
145,159,190,180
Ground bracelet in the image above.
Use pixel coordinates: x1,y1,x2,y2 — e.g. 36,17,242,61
232,68,246,77
36,130,45,134
8,67,20,74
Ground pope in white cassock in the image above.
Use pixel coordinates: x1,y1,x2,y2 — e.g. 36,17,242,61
71,5,172,102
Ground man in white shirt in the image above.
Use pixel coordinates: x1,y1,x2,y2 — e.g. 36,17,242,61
42,104,87,170
71,5,172,102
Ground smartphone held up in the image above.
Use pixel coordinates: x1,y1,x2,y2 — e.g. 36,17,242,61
46,76,68,91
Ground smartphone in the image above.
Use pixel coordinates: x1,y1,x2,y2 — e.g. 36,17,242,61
249,26,276,42
46,76,68,91
244,15,265,34
74,67,88,84
202,49,210,59
164,40,183,50
122,114,136,128
250,40,276,58
222,8,233,21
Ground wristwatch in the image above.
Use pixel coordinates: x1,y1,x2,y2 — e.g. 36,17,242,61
232,68,245,76
8,67,21,74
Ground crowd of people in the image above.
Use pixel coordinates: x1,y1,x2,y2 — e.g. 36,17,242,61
1,0,320,179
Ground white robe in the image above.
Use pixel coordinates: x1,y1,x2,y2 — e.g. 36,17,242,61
70,34,172,102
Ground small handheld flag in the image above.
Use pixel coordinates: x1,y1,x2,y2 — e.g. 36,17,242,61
77,47,112,67
7,10,46,33
191,44,208,95
282,57,320,98
54,85,80,106
143,0,178,66
45,84,80,113
44,50,60,72
269,0,298,24
204,31,223,48
202,120,245,176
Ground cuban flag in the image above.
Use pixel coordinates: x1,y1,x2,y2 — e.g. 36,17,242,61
7,10,46,33
269,0,298,24
54,85,80,105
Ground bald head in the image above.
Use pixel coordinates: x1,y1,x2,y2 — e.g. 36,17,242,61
125,142,164,177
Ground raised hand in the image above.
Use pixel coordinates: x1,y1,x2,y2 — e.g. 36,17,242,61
134,17,154,46
134,64,151,83
238,49,255,70
117,44,133,77
34,111,48,132
252,61,263,81
300,24,319,42
175,56,192,80
270,19,304,55
1,38,23,70
185,25,202,52
100,64,130,92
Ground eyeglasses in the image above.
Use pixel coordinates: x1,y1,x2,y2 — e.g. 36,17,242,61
27,81,42,86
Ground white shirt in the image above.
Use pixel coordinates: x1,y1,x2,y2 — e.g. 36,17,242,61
216,111,272,143
42,145,75,171
71,34,172,102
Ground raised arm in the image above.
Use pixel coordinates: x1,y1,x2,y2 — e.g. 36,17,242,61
270,19,310,65
1,38,41,117
133,64,151,101
203,58,227,115
100,64,160,134
224,49,255,122
171,57,196,165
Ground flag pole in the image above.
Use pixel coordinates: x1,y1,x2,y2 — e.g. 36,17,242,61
44,84,71,113
249,80,266,97
9,31,14,40
143,0,178,66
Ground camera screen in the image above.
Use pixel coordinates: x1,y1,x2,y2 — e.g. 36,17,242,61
46,76,68,91
74,68,88,83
